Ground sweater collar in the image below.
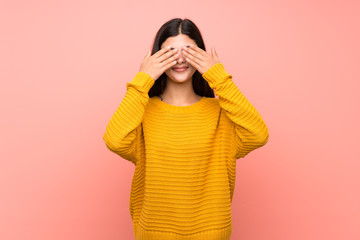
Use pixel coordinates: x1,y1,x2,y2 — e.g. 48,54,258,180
151,96,208,113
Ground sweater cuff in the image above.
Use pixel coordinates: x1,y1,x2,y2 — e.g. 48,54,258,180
129,72,155,92
202,63,232,89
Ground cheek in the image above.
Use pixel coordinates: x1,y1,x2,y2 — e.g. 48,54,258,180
189,66,197,74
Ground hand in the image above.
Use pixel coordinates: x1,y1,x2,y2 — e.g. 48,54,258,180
139,46,180,80
181,44,221,75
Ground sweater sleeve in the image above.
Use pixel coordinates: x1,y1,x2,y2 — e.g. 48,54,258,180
202,63,269,159
102,71,155,165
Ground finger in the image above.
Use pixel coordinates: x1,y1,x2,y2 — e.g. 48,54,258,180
213,48,220,61
182,46,203,67
159,49,179,64
188,44,207,58
159,49,179,68
182,48,204,63
183,45,206,62
160,57,178,72
144,49,151,59
153,46,172,58
184,53,201,70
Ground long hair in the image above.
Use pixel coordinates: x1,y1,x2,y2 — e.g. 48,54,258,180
148,18,215,98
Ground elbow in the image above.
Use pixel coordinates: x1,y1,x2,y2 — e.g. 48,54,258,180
103,132,133,156
256,125,269,147
234,127,269,160
103,132,119,152
246,123,269,148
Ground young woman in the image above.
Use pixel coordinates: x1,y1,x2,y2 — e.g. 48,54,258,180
103,18,269,240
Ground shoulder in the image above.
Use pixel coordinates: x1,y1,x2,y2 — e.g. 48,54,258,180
203,96,220,108
147,96,159,108
203,97,232,121
193,96,221,115
205,96,219,104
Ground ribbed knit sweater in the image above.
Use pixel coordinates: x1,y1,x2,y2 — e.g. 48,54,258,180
103,63,269,240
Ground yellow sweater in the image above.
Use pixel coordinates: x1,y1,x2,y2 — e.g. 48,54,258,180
103,63,269,240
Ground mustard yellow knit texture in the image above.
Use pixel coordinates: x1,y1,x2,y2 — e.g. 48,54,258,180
103,63,269,240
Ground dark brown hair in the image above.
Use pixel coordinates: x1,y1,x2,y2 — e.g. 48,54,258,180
148,18,215,98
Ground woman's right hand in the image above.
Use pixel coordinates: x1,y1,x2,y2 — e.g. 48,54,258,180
139,46,179,80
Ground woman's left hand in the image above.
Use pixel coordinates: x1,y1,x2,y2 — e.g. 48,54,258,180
181,44,221,75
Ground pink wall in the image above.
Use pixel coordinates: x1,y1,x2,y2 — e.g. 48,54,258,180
1,0,359,239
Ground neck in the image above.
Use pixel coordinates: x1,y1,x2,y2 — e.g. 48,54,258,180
160,77,201,106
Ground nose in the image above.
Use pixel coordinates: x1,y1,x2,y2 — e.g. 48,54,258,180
176,49,186,64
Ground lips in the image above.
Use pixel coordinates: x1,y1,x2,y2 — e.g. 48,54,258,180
172,66,189,72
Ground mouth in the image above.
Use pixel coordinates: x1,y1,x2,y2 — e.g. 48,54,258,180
172,66,189,72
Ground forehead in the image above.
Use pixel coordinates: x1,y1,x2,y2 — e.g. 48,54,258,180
161,34,196,49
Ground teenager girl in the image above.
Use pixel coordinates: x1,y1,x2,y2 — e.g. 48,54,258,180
103,18,269,240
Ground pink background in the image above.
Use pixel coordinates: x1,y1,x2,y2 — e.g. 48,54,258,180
1,0,359,239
